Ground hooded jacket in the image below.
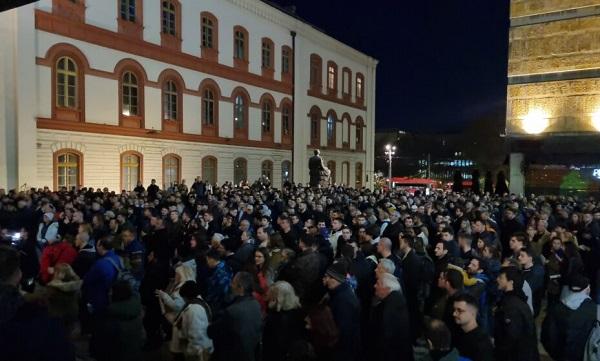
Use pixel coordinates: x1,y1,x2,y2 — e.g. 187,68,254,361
541,288,596,361
494,290,539,361
39,241,78,284
0,283,75,361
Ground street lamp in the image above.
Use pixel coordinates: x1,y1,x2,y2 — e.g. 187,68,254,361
385,144,396,189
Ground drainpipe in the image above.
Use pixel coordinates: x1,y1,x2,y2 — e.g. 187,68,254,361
290,30,296,183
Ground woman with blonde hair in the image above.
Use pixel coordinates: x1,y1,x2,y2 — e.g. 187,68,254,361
46,263,83,331
155,264,196,360
262,281,307,361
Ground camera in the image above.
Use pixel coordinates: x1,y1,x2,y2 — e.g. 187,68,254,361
10,232,21,246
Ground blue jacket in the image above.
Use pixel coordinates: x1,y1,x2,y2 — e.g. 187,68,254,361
207,261,232,313
328,282,361,361
83,250,120,313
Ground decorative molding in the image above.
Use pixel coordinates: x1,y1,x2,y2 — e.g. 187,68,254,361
118,143,145,154
160,147,180,157
50,141,86,153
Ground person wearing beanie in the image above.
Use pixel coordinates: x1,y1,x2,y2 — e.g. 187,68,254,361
322,261,361,361
542,273,596,361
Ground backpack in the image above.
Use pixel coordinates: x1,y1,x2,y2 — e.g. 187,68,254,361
106,256,140,294
584,320,600,361
416,251,435,305
308,299,340,349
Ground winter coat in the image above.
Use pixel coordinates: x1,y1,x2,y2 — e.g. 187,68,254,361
175,300,214,358
91,295,143,361
0,283,75,361
541,289,596,361
453,326,494,361
494,291,539,361
82,250,120,313
46,278,82,326
206,261,232,313
522,263,545,317
39,242,78,284
262,308,307,361
208,295,262,361
284,249,323,308
328,282,361,361
370,290,413,361
71,244,97,279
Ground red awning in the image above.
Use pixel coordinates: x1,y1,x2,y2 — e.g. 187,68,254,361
390,177,437,185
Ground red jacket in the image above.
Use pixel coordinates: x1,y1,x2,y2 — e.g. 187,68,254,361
39,242,78,284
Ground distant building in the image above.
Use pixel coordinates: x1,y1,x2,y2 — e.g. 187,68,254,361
375,130,475,184
507,0,600,194
0,0,377,191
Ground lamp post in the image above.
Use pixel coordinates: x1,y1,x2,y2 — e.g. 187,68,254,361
385,144,396,189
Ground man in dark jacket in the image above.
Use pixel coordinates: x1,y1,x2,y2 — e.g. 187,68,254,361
541,274,597,361
399,233,424,341
500,207,525,257
0,245,75,361
208,271,262,361
370,272,414,361
518,247,545,317
494,267,539,361
452,293,494,361
323,262,361,361
282,235,324,308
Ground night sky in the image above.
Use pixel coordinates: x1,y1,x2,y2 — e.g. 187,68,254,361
269,0,511,132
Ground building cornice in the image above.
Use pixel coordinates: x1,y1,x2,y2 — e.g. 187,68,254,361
229,0,379,67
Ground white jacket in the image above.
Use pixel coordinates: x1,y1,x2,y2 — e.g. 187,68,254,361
177,302,213,357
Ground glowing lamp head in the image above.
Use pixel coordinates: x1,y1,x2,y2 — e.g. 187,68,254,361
592,109,600,132
522,109,549,135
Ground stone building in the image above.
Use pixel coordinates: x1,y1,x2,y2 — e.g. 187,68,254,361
507,0,600,194
0,0,377,191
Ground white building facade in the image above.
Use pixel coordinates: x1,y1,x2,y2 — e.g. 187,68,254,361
0,0,377,191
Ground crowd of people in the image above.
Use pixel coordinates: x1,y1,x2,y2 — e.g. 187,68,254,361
0,178,599,361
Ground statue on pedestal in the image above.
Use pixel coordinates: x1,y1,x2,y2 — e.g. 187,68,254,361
308,149,330,188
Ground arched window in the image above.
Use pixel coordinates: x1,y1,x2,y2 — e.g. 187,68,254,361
356,117,364,151
327,61,338,95
282,160,292,186
261,160,273,181
327,114,335,147
56,56,78,109
161,1,176,35
121,152,142,191
201,12,218,61
310,54,322,92
356,73,365,104
54,151,81,190
355,162,363,188
232,90,249,139
122,71,138,116
233,26,249,71
234,158,247,185
342,67,352,99
342,115,350,148
202,88,215,126
327,160,336,184
163,80,178,121
342,162,350,186
163,154,180,189
120,0,136,21
261,98,274,142
309,106,321,146
202,156,217,185
281,103,292,140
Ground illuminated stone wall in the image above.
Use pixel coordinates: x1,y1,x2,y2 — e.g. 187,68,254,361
507,0,600,135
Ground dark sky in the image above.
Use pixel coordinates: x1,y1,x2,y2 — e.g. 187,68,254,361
269,0,511,132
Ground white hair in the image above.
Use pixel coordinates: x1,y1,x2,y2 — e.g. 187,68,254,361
380,273,401,292
378,258,396,275
379,237,392,250
268,281,301,311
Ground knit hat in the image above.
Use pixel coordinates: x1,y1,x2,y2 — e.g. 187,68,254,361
325,262,347,284
212,233,225,243
568,274,590,292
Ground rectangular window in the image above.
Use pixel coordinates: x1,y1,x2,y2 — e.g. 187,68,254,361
234,31,245,60
282,108,290,135
328,65,335,90
311,116,318,143
262,41,271,68
282,48,290,73
357,77,363,98
120,0,136,21
202,17,213,48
